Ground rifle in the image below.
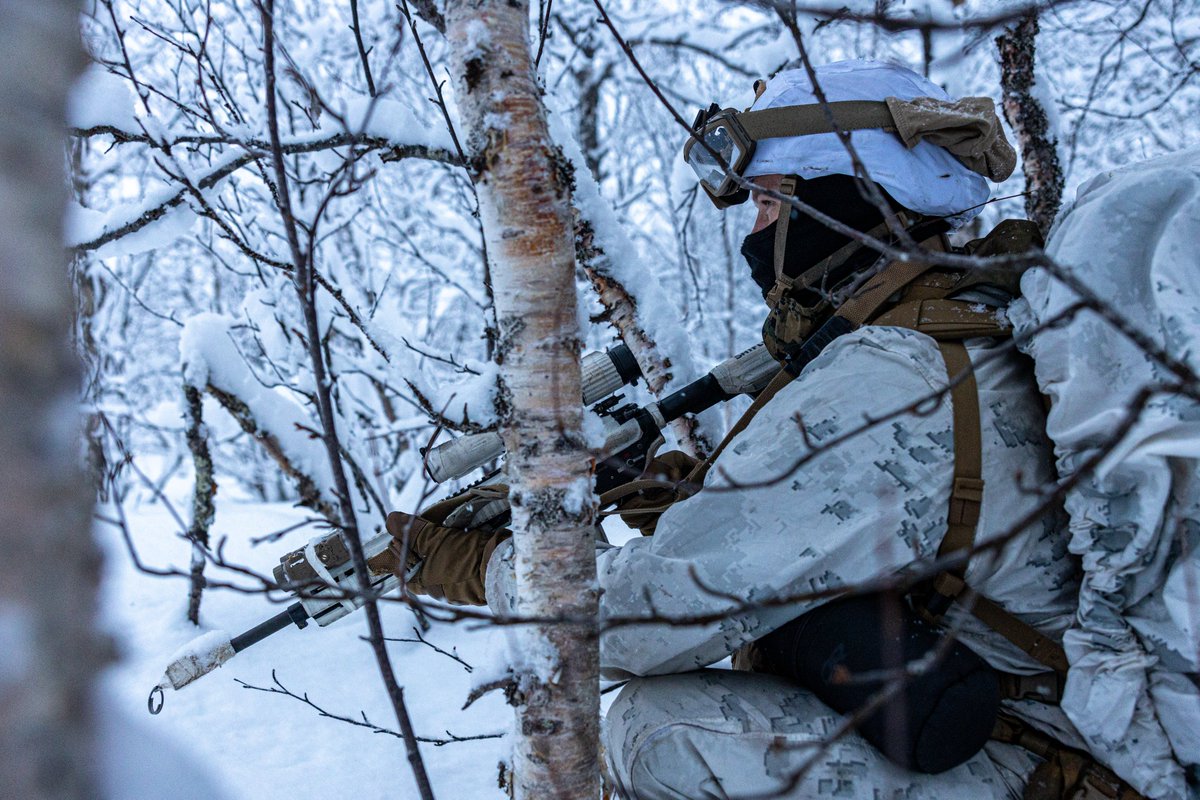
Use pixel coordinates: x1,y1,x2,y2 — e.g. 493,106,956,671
424,342,776,494
149,342,778,711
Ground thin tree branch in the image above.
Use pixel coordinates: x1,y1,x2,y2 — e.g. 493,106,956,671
260,3,436,796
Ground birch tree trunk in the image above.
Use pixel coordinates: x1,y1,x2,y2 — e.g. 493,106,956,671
0,2,105,798
445,2,600,797
997,12,1064,236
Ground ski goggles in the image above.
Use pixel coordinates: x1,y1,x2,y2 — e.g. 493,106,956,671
683,105,756,208
683,100,898,208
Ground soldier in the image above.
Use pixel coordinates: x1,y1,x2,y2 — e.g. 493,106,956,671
386,61,1146,799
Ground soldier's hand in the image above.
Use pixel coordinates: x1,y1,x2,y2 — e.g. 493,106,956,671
613,450,699,536
384,511,511,606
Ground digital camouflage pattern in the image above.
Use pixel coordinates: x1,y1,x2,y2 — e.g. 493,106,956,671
1009,148,1200,800
488,324,1080,796
605,670,1040,799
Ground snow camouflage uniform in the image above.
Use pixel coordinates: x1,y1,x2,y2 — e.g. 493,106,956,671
489,280,1082,798
482,67,1197,798
1007,148,1200,799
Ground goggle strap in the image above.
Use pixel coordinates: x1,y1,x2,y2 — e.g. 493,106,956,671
773,176,798,284
738,100,896,142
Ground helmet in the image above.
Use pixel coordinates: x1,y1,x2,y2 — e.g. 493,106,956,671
683,59,1014,225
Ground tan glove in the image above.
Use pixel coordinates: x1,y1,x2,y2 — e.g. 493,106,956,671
384,510,511,606
612,450,699,536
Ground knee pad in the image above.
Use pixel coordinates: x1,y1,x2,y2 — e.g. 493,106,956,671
755,592,1000,774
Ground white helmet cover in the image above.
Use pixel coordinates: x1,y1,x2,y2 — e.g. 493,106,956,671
745,60,991,225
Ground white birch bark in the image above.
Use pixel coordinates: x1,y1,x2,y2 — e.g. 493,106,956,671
997,12,1064,237
0,2,105,798
444,2,600,797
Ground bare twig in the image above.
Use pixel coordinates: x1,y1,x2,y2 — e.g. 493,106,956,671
349,0,377,97
260,3,435,796
382,626,475,672
236,671,503,746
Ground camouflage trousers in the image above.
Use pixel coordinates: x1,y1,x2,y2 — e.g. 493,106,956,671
604,670,1040,800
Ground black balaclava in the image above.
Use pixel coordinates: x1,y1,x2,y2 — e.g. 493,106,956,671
740,174,899,299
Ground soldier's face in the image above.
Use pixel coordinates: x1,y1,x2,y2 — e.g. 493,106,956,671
749,174,785,233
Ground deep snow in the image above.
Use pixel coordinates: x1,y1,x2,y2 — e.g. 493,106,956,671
98,494,639,798
99,499,514,799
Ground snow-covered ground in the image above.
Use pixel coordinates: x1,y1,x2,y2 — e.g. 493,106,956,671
99,496,580,799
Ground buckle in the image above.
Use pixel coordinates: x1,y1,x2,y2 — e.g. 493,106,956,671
921,572,966,620
949,476,985,526
1000,671,1063,703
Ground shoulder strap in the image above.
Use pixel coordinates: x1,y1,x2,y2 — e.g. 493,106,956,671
914,338,1069,676
771,176,798,288
850,239,1069,675
936,340,985,572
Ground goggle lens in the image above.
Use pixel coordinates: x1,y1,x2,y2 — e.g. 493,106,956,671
686,124,744,193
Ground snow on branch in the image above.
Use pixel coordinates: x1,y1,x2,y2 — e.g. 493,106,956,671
68,134,459,256
180,313,339,522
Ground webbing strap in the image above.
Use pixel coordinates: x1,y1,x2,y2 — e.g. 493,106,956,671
934,574,1070,674
765,220,894,310
772,176,797,285
838,257,934,327
937,341,984,571
686,255,938,491
922,340,1070,676
991,713,1148,800
596,478,677,516
738,100,896,141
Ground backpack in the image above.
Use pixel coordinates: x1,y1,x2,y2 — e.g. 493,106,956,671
1006,149,1200,800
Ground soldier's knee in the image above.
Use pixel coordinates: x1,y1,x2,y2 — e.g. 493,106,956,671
603,678,706,800
609,676,748,800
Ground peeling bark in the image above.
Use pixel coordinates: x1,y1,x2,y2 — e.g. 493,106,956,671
445,1,600,797
204,384,339,523
183,384,215,625
0,2,106,798
575,216,710,457
997,12,1064,236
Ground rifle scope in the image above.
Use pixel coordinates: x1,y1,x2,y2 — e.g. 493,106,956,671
423,344,641,482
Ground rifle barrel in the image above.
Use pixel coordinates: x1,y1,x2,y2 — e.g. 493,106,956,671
230,602,309,653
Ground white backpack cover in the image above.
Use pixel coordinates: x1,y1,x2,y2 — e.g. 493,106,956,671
1008,148,1200,799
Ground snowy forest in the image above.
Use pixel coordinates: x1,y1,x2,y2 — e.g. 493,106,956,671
2,0,1199,798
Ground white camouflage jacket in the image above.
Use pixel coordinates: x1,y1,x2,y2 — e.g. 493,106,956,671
487,324,1078,684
